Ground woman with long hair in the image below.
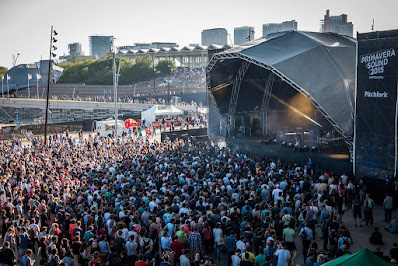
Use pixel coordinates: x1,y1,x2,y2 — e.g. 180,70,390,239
90,251,101,266
201,222,212,254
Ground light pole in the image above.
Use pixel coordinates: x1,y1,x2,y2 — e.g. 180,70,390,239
168,62,171,103
113,51,118,140
6,74,10,99
36,73,41,100
44,26,58,146
152,55,156,98
15,110,18,124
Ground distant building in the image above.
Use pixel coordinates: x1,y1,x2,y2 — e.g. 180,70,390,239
117,42,178,51
89,35,113,59
262,20,297,37
151,42,178,49
68,42,83,56
234,26,255,45
201,28,228,46
321,10,354,37
2,60,63,92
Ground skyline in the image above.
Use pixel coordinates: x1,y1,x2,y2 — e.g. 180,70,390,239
1,0,397,69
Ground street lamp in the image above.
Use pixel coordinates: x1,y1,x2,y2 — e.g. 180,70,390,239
44,26,58,146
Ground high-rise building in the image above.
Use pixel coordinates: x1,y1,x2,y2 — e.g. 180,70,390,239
68,42,83,57
89,35,114,59
321,10,354,37
262,20,297,37
234,26,255,45
201,28,228,46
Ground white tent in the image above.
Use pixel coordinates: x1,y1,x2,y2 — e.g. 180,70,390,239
96,119,125,137
141,105,184,126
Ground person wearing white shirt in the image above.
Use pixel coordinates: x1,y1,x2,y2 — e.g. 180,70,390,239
149,199,158,212
231,250,242,266
178,203,189,215
272,186,282,202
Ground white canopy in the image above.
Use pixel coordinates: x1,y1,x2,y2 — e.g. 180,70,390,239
141,105,184,126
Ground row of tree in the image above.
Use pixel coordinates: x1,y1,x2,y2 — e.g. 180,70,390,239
57,56,174,85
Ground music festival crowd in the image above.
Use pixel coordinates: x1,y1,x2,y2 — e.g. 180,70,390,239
0,132,396,266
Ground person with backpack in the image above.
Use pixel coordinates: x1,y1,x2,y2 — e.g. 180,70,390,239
48,248,60,266
299,223,313,262
364,194,374,227
352,194,363,227
17,227,30,262
0,241,16,266
20,249,34,266
338,232,352,250
140,233,153,254
175,225,188,247
72,221,84,241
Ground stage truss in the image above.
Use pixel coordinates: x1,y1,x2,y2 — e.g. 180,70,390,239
206,52,353,151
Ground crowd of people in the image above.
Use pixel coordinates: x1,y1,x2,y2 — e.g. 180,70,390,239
10,93,201,108
0,130,396,266
173,69,205,88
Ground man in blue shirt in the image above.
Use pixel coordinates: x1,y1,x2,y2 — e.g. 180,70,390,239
299,223,313,263
18,227,30,261
225,231,237,266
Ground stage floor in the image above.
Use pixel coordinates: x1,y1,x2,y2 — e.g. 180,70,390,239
218,136,352,175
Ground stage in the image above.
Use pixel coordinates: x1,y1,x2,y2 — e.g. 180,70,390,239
218,136,352,175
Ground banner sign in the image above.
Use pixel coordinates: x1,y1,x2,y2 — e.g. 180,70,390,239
355,30,398,178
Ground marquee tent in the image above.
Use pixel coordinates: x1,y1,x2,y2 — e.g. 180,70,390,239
206,31,356,144
323,248,392,266
141,105,183,126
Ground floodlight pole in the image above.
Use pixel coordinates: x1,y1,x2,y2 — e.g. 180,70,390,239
168,61,171,103
113,52,118,141
44,26,53,146
153,55,156,98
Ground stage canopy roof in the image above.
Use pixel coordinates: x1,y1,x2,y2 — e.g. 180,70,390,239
206,31,356,142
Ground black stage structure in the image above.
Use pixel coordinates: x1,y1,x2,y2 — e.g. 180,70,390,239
354,30,398,179
206,31,356,175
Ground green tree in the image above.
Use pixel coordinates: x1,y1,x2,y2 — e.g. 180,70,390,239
0,66,8,82
156,60,175,77
57,56,154,85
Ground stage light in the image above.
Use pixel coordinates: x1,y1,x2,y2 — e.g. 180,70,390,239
53,38,57,43
53,30,58,36
270,94,323,128
52,53,56,57
53,46,57,50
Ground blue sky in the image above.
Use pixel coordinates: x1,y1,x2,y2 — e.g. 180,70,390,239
0,0,397,68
